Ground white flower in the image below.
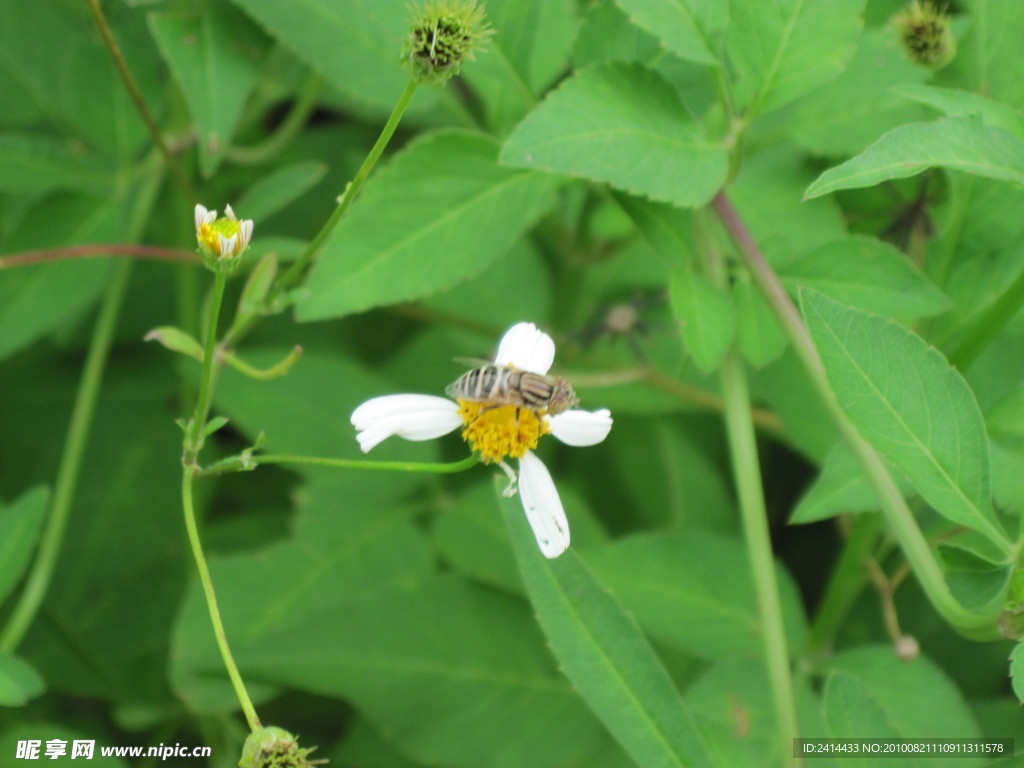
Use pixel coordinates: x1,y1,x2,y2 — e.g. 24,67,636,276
351,322,612,558
195,203,254,259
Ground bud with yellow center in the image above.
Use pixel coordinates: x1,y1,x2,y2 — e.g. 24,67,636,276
457,401,550,463
195,203,254,274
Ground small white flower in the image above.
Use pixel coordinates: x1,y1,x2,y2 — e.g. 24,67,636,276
194,202,254,259
351,322,612,558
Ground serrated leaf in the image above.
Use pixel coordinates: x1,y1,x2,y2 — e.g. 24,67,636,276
0,652,45,707
148,6,263,177
613,191,695,268
727,0,865,116
779,237,950,319
824,647,982,740
501,63,729,208
614,0,727,66
800,290,1008,551
587,531,807,660
236,162,327,222
804,117,1024,200
500,484,715,768
0,487,47,606
893,84,1024,142
298,130,556,321
1012,642,1024,703
669,269,734,374
937,544,1012,612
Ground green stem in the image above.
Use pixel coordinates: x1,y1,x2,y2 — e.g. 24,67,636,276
198,452,481,478
0,261,133,651
806,514,884,657
181,466,262,733
949,262,1024,371
185,270,228,460
711,191,1003,637
720,351,802,764
225,75,323,165
268,79,419,305
84,0,195,201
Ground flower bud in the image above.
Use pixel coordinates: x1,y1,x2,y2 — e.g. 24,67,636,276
195,203,254,274
238,726,323,768
401,0,493,86
893,1,956,70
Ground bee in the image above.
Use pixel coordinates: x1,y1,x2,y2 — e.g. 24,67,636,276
445,364,579,415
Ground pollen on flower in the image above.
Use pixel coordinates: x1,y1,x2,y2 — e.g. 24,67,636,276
457,400,549,463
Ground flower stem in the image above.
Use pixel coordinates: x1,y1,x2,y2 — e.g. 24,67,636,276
180,466,262,733
720,350,802,765
268,79,419,304
84,0,195,201
198,452,481,478
711,191,1004,637
185,270,228,460
0,261,133,651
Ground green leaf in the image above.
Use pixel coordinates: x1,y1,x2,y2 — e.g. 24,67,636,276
174,477,604,768
574,1,665,69
500,485,715,768
790,445,911,525
613,0,727,66
824,647,982,741
0,135,113,194
669,269,734,374
779,237,951,319
726,0,865,116
733,271,788,368
298,130,556,321
462,0,577,133
149,6,263,177
143,326,204,361
1012,642,1024,704
804,117,1024,199
613,192,695,268
893,84,1024,142
0,652,45,707
800,290,1007,551
587,531,807,660
227,0,438,116
236,161,328,222
937,544,1012,612
943,0,1024,113
501,63,729,208
756,28,930,157
0,487,47,606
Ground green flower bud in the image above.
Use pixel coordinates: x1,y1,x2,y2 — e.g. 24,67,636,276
893,1,956,70
401,0,493,86
238,726,324,768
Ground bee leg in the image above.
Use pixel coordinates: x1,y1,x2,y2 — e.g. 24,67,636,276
466,404,499,427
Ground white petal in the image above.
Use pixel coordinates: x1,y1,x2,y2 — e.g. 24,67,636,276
351,394,461,453
548,408,613,447
239,219,254,248
218,233,238,256
494,322,555,374
195,204,215,229
225,204,238,221
518,451,569,558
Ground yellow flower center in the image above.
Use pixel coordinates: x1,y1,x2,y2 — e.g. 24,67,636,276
457,400,549,463
196,217,242,256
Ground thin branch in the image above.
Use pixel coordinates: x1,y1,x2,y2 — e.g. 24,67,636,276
0,245,198,269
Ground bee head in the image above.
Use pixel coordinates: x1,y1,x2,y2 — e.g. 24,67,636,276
547,378,579,415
